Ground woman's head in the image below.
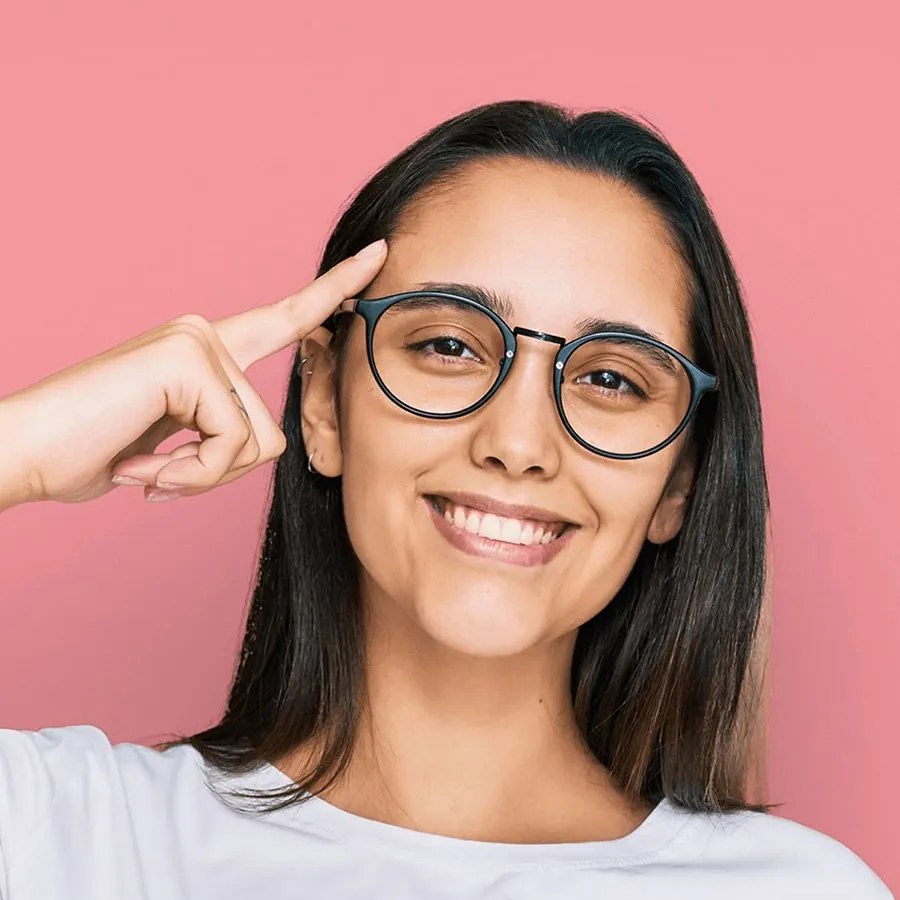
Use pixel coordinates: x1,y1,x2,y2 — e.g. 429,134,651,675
188,101,769,814
303,157,707,658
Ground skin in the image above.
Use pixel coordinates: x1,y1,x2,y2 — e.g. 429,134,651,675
291,158,697,843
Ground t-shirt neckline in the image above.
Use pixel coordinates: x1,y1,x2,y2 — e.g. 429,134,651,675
224,755,696,868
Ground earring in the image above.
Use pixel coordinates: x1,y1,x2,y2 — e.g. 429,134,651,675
307,451,317,475
298,355,312,376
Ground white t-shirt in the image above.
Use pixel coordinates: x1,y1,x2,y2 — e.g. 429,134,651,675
0,725,891,899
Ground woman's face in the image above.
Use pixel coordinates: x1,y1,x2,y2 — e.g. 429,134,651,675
304,159,694,657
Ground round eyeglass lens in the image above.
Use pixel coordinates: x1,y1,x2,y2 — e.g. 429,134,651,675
370,295,506,415
559,336,693,455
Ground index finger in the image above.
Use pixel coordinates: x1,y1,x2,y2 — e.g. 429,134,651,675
213,238,388,371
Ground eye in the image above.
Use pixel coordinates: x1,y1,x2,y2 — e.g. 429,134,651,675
577,369,644,398
412,336,480,360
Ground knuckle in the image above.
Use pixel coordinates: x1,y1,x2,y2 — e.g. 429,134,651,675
233,421,253,453
163,317,214,357
242,435,262,466
170,313,212,333
255,425,286,462
270,428,287,457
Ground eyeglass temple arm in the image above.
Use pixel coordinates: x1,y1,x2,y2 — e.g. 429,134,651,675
322,298,359,332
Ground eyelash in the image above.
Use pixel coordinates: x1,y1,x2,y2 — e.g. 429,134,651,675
407,336,482,361
574,369,645,399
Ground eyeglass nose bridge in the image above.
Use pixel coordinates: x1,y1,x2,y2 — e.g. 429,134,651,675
511,326,566,346
500,327,568,379
503,325,569,374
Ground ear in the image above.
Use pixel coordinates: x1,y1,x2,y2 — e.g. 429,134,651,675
298,327,343,477
646,444,696,545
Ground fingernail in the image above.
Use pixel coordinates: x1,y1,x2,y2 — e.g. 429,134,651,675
112,475,147,487
354,238,387,260
145,489,181,502
156,481,183,490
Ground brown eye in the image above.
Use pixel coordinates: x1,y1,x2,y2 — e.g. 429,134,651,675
578,369,644,398
410,337,478,360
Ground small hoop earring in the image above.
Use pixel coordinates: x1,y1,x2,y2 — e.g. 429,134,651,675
307,452,317,475
298,355,312,376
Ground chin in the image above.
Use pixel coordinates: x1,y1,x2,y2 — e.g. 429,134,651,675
412,590,549,658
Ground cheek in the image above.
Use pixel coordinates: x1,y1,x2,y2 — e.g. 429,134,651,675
593,453,675,533
338,351,411,543
559,452,681,622
335,346,444,598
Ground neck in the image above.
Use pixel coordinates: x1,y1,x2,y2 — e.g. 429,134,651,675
282,591,649,843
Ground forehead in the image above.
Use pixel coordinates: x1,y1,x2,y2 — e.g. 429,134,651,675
367,159,692,352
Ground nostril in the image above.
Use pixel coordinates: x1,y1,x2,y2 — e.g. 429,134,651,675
484,455,544,476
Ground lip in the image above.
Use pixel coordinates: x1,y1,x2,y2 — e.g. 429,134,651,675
432,491,576,526
424,496,577,568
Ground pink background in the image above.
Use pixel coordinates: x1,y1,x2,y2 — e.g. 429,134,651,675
0,0,897,890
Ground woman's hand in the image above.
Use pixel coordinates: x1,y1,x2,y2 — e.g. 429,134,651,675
0,239,386,508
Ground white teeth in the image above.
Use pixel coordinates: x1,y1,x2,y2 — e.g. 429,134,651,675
437,499,562,548
478,514,502,540
499,518,522,544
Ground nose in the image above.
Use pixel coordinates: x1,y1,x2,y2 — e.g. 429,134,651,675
468,343,563,479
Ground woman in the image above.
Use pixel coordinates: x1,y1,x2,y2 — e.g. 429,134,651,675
0,101,890,898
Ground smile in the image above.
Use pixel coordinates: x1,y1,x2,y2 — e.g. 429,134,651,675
431,496,565,546
424,494,576,567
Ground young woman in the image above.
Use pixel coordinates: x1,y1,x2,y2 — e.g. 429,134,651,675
0,101,890,898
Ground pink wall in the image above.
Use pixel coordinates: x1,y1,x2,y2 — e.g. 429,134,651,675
1,0,897,890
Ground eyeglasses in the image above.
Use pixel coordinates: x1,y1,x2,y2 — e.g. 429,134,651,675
332,291,718,460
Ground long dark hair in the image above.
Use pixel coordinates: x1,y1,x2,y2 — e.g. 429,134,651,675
175,100,772,816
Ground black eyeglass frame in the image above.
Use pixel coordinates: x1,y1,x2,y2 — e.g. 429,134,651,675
331,291,718,461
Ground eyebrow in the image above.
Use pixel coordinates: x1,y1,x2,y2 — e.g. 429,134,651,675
412,281,515,321
411,280,674,346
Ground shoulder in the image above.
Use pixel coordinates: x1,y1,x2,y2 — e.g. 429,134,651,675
677,803,893,898
0,724,206,865
0,723,201,790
